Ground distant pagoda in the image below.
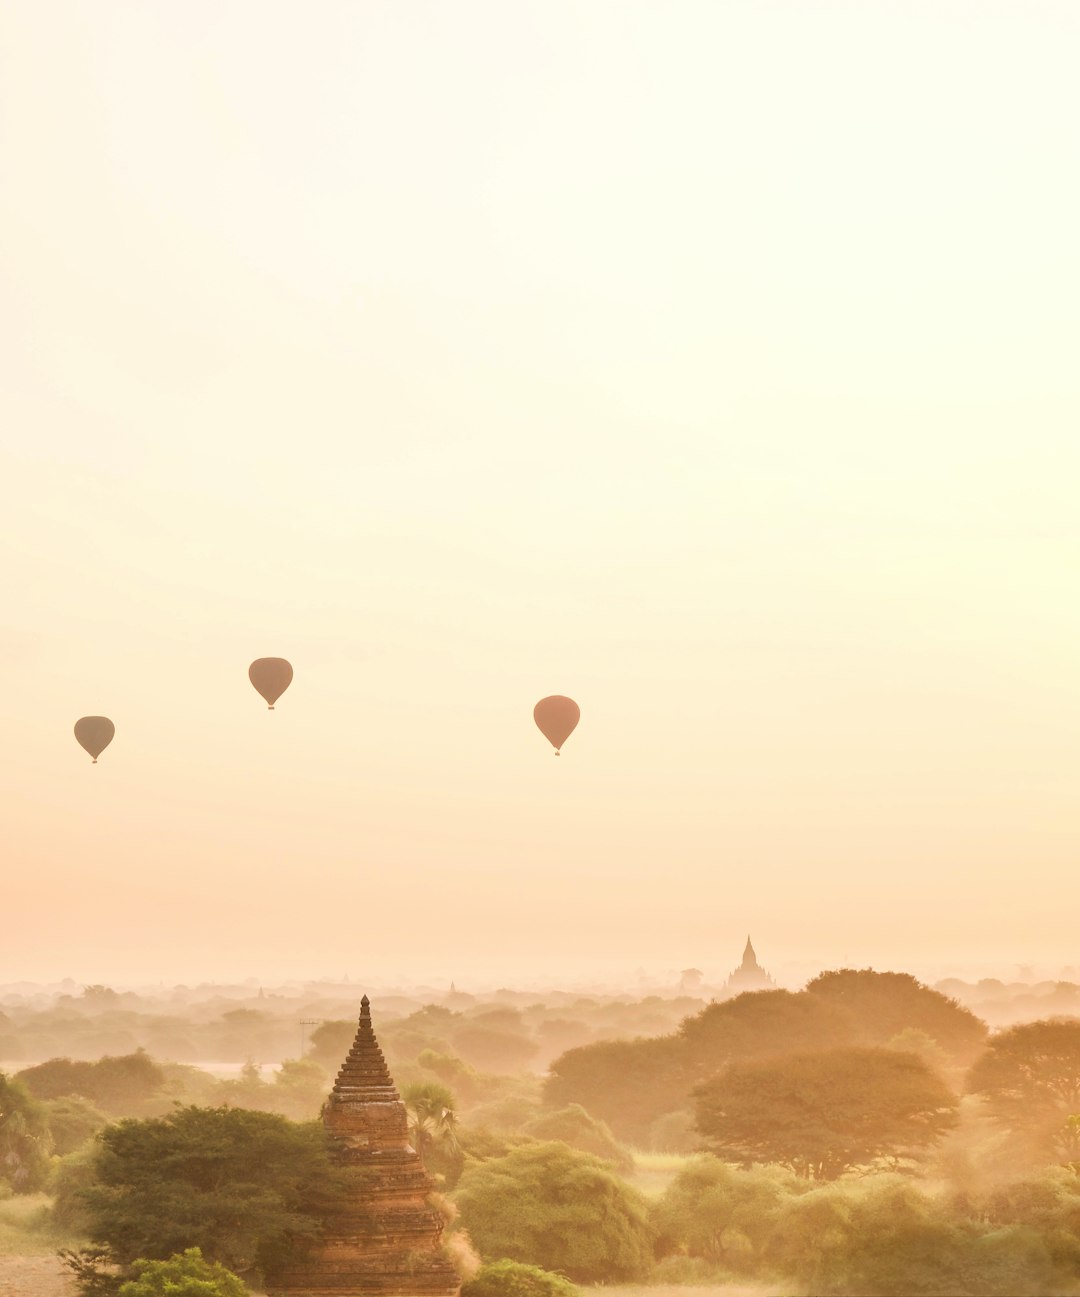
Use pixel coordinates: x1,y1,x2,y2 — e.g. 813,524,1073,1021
724,935,777,994
267,996,460,1297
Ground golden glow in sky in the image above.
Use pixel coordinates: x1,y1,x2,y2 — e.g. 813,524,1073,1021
2,2,1079,982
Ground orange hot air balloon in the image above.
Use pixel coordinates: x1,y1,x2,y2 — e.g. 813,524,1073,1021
74,716,115,764
534,695,580,755
249,658,293,709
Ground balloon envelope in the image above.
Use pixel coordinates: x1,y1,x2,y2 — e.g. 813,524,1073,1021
249,658,293,709
534,695,580,753
74,716,114,763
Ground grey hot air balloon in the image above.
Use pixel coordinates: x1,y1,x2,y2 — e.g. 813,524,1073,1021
74,716,115,764
249,658,293,710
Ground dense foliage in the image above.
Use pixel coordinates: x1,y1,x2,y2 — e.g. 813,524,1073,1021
653,1157,1080,1296
11,973,1080,1295
544,972,979,1144
678,987,855,1073
521,1103,633,1171
460,1259,579,1296
967,1019,1080,1161
18,1053,165,1116
66,1106,340,1275
117,1249,246,1297
695,1046,958,1177
452,1141,653,1283
542,1036,688,1144
805,969,988,1065
0,1070,52,1192
44,1095,109,1156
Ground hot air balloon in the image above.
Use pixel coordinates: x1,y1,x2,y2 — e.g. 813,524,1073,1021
534,695,580,755
249,658,293,709
74,716,115,764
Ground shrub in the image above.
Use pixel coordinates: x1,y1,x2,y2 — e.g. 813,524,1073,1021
117,1248,246,1297
453,1141,652,1284
461,1259,579,1296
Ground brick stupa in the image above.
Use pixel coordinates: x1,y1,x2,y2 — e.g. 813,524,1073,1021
267,996,461,1296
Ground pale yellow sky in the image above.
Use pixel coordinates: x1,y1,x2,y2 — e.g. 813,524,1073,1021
2,1,1079,984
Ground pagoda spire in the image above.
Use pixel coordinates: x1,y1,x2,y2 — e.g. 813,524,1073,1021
742,935,758,969
268,995,460,1296
330,993,398,1102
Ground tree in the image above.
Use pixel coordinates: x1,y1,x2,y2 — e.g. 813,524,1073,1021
805,970,987,1067
695,1047,957,1179
118,1249,246,1297
83,986,121,1006
967,1018,1080,1161
307,1019,355,1070
46,1095,109,1155
652,1156,803,1271
17,1057,96,1100
74,1106,340,1276
402,1081,463,1186
18,1052,165,1116
461,1259,579,1296
522,1104,633,1172
543,1035,689,1144
766,1177,1058,1297
678,989,856,1076
271,1058,328,1121
0,1070,52,1192
451,1025,537,1075
417,1050,485,1104
452,1142,653,1284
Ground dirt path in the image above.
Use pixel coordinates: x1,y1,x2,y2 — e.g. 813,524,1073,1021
0,1258,74,1297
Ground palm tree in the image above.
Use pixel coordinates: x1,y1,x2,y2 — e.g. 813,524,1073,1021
402,1081,460,1173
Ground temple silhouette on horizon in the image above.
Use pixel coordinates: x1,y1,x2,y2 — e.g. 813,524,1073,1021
268,995,460,1297
723,935,777,994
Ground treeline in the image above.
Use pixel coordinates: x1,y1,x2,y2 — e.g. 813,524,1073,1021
546,969,985,1148
0,986,703,1071
10,967,1080,1293
31,1104,1080,1296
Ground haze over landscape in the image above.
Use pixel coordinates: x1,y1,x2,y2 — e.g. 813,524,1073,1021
4,2,1079,988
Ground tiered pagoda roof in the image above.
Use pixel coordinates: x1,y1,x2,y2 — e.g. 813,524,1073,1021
267,996,460,1297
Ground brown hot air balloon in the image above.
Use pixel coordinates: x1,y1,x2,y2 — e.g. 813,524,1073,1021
534,695,580,755
249,658,293,710
74,716,115,764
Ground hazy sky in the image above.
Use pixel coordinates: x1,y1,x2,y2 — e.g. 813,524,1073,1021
3,2,1079,985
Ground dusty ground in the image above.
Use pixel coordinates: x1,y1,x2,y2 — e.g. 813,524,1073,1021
0,1258,74,1297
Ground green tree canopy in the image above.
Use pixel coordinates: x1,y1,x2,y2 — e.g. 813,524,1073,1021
450,1025,537,1075
0,1070,52,1193
269,1058,328,1121
452,1141,653,1283
522,1104,633,1172
543,1035,688,1144
117,1249,246,1297
805,970,987,1066
74,1105,339,1275
652,1155,804,1270
45,1095,109,1156
417,1050,485,1105
461,1259,579,1296
678,989,856,1075
402,1081,463,1187
695,1046,958,1179
17,1052,166,1116
966,1018,1080,1161
767,1177,1065,1297
306,1020,354,1071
